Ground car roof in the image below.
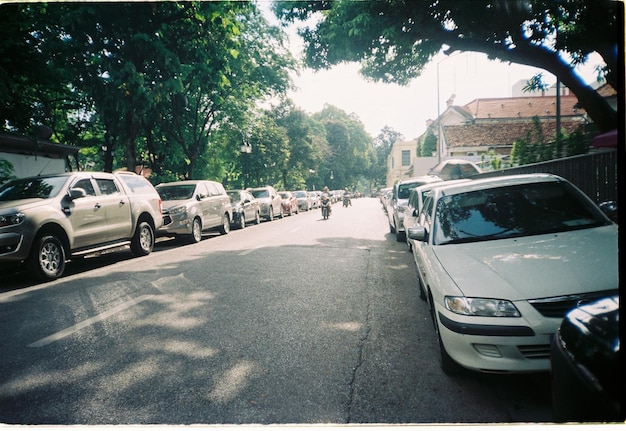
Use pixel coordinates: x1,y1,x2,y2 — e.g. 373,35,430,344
433,173,564,197
396,175,442,186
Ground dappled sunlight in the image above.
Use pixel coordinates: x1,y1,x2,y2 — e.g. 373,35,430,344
0,362,101,395
207,360,259,403
146,340,219,359
324,322,362,332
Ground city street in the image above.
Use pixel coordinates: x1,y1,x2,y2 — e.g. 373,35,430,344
0,197,553,425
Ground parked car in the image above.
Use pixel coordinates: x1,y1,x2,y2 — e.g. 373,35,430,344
308,191,319,209
388,175,443,241
402,179,471,251
248,186,283,221
551,294,621,422
227,189,260,229
156,180,232,243
0,171,163,281
279,191,299,216
293,190,311,211
407,174,618,373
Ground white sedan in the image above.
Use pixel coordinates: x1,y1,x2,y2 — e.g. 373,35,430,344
407,174,618,374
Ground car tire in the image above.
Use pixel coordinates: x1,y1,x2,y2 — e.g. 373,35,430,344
254,211,261,225
28,234,66,281
219,214,230,235
131,221,154,256
268,207,274,221
428,292,462,374
190,217,202,243
396,230,405,242
239,213,246,229
417,275,426,301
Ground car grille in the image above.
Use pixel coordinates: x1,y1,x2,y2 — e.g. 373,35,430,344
162,210,172,225
518,345,551,359
528,290,617,318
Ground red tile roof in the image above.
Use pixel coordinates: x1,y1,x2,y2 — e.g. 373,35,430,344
463,95,584,119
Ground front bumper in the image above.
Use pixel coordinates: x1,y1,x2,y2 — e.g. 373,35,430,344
157,212,193,236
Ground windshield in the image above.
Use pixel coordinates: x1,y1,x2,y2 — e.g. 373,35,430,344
251,189,269,198
279,192,290,199
0,176,68,201
294,191,306,198
157,185,196,200
433,182,609,245
227,191,240,202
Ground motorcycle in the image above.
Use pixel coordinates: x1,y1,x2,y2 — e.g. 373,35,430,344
321,197,331,220
343,193,351,207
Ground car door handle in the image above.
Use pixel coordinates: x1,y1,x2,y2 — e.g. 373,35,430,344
94,203,101,209
119,199,126,205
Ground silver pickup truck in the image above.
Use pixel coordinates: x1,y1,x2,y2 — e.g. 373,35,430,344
0,171,163,281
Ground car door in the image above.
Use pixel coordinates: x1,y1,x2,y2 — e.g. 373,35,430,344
94,176,133,241
202,181,220,228
65,177,109,249
412,195,435,286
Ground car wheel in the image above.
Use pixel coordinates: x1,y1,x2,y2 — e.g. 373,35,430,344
396,230,405,242
279,206,284,218
254,211,261,225
28,234,66,281
189,217,202,243
239,213,246,229
389,222,396,234
428,292,462,374
219,214,231,235
417,274,426,301
131,221,154,256
268,207,274,221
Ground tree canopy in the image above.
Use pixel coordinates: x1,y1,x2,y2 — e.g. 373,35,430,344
273,0,620,133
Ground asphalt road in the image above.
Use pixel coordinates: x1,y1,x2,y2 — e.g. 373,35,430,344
0,197,554,425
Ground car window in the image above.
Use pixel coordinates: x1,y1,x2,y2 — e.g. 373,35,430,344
72,178,96,196
433,182,608,245
251,189,269,198
419,196,433,226
0,176,67,201
157,185,195,200
205,182,219,196
119,174,154,194
95,178,120,195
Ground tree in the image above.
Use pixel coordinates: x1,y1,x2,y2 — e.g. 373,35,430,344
420,130,437,157
274,0,619,132
369,126,401,188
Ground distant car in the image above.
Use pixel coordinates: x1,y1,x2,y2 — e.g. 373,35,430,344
407,174,618,373
248,186,283,221
388,175,443,241
0,171,163,280
551,294,621,422
308,191,320,209
227,189,260,229
403,179,471,251
156,180,232,243
279,191,299,216
293,190,311,211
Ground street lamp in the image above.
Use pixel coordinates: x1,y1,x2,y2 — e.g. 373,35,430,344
240,140,251,188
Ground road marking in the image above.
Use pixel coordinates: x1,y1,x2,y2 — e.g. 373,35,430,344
27,294,155,348
289,227,302,233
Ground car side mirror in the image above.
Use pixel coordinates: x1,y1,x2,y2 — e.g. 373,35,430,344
599,201,618,223
407,226,428,242
67,187,87,200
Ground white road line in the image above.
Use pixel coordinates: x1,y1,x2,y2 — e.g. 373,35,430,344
27,294,155,348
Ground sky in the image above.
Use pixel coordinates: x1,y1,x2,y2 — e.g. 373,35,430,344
261,2,605,141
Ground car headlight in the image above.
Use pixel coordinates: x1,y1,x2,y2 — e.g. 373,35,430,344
0,212,25,227
168,206,187,215
444,296,521,317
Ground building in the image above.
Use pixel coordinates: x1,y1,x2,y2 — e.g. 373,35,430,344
0,131,79,180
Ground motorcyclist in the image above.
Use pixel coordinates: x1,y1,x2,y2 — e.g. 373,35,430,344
321,186,332,217
342,187,352,207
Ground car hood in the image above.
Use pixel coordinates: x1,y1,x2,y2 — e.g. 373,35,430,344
433,225,618,300
161,199,192,209
0,198,52,212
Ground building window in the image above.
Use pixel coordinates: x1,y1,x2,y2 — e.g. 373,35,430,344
401,150,411,166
